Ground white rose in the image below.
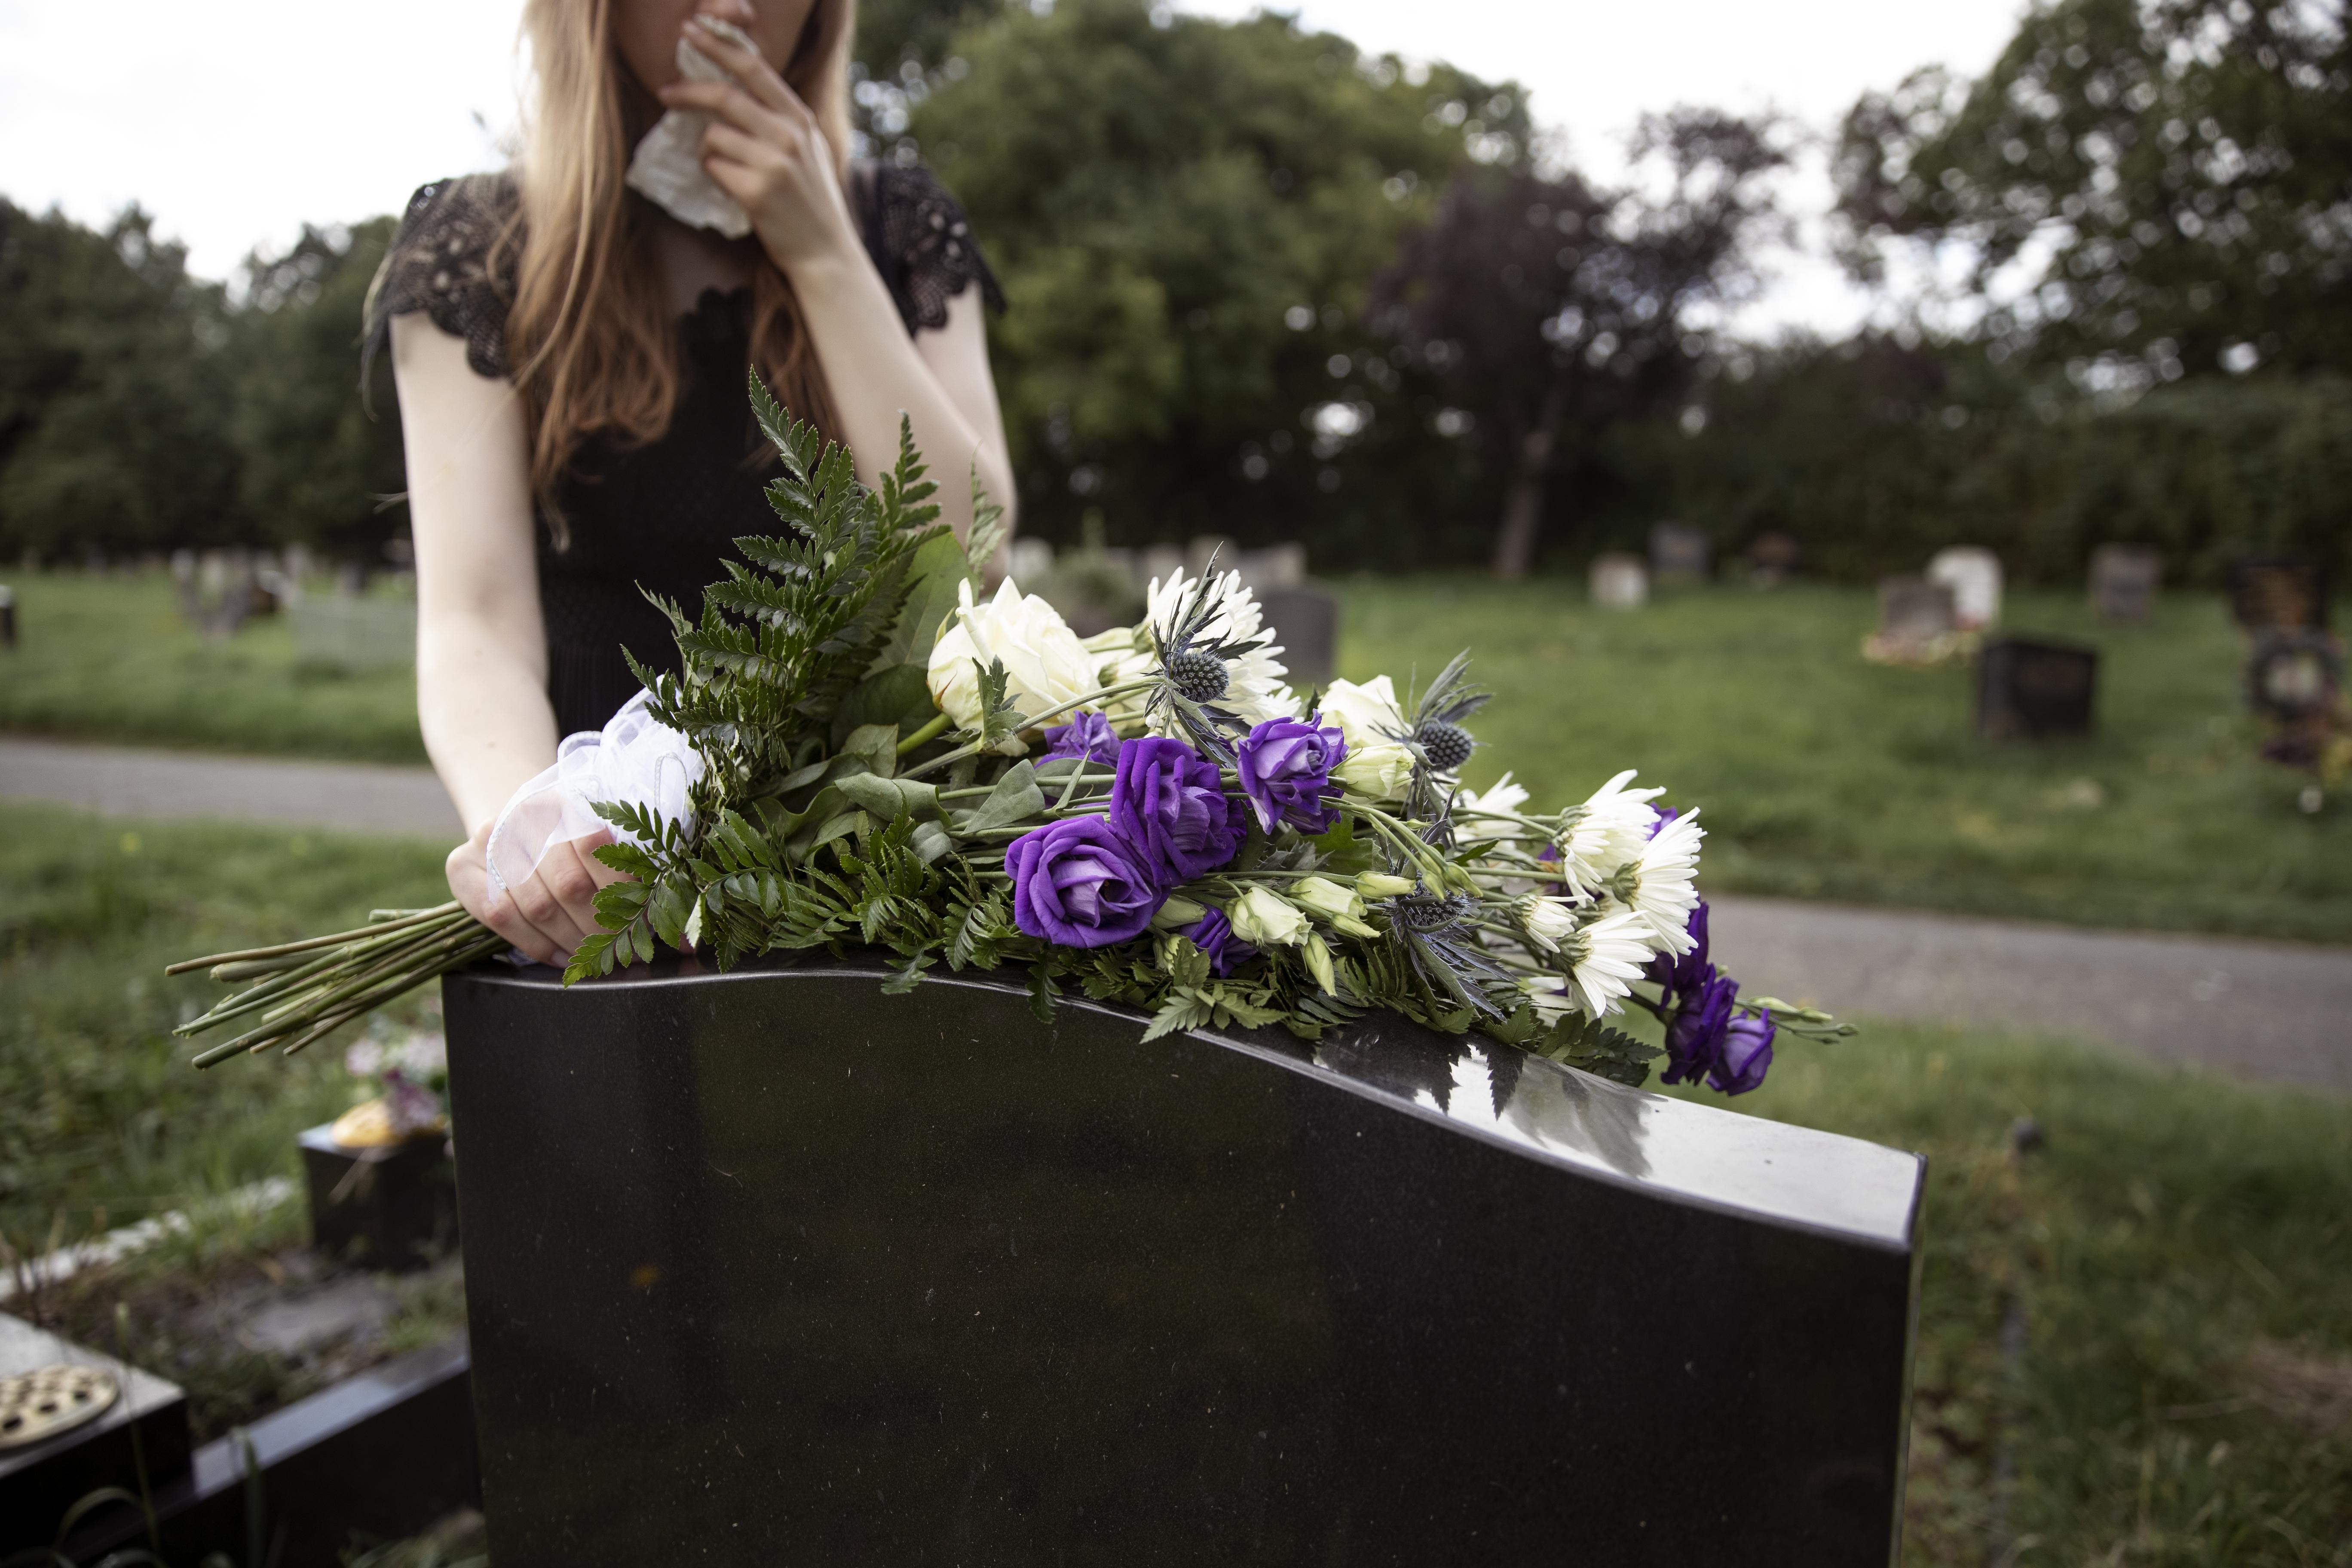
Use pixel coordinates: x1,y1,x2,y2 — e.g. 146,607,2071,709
927,579,1098,750
1319,675,1415,801
1227,886,1309,947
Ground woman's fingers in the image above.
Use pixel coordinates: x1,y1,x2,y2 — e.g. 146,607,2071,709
447,834,569,965
683,16,802,116
658,78,789,142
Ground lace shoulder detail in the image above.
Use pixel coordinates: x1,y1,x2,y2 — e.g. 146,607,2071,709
859,162,1007,335
364,174,521,380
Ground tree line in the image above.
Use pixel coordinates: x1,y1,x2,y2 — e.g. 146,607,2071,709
1,0,2343,584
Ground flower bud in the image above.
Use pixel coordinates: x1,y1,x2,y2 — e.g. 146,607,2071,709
1303,932,1337,994
1152,895,1208,931
1291,875,1379,938
1228,885,1308,947
1356,872,1416,900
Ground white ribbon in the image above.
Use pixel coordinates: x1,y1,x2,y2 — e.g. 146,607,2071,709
623,19,758,239
486,690,706,902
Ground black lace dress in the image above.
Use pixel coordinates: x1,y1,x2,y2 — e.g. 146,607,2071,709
367,165,1004,736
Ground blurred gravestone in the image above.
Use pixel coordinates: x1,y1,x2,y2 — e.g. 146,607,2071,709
0,584,15,649
1977,637,2098,740
1258,582,1338,688
1867,576,1958,664
1648,523,1710,584
2089,544,2161,622
1745,531,1801,586
1006,536,1054,591
1185,535,1237,579
2230,557,2329,631
172,548,265,638
1589,554,1648,609
0,1313,191,1531
1140,544,1185,594
1236,543,1307,594
292,594,417,672
1927,547,2003,630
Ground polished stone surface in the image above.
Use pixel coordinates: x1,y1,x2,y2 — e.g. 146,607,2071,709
444,953,1923,1565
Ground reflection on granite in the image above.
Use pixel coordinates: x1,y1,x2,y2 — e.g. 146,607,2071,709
446,951,1922,1565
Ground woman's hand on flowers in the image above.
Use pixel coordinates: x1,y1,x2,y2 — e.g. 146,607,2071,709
445,820,629,967
659,17,857,274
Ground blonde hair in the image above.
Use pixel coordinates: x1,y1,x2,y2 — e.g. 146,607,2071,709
504,0,857,514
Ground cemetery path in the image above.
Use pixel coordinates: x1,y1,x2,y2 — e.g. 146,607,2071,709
5,735,2345,1094
0,734,464,840
1707,896,2351,1096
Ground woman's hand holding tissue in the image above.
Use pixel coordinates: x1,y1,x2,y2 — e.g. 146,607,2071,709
658,15,857,274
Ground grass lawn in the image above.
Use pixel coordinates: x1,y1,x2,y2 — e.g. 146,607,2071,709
4,806,2345,1564
2,570,2343,941
1340,577,2349,944
0,571,426,762
0,803,448,1246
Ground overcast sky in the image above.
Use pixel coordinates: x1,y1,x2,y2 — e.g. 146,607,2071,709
0,0,2030,334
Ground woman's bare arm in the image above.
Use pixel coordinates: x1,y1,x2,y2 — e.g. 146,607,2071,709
393,313,620,963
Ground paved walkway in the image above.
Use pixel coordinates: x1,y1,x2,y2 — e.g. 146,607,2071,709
4,736,2346,1094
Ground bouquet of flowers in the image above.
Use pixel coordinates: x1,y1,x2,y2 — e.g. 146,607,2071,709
167,377,1846,1092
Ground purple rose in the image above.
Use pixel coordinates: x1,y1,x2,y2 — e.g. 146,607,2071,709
1185,908,1257,977
1234,717,1346,833
1645,900,1712,997
1042,709,1122,767
1109,736,1245,884
1660,971,1738,1088
1711,1011,1776,1096
1005,816,1164,948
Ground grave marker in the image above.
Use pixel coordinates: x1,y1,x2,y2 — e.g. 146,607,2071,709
2230,557,2329,631
1926,547,2002,630
444,954,1926,1566
1977,636,2099,740
2089,544,2161,622
1256,582,1339,687
1589,553,1649,608
1746,531,1802,586
1649,522,1711,584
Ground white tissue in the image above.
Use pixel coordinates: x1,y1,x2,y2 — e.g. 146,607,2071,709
624,18,760,239
485,689,707,903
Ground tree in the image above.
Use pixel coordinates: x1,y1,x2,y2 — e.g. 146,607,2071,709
1373,111,1788,577
1832,0,2352,387
232,219,409,561
0,202,243,562
906,0,1531,565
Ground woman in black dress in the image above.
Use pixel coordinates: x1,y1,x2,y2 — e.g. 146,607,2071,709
372,0,1011,965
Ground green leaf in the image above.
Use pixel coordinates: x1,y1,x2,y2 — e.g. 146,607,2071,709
841,723,900,779
831,664,937,748
875,530,970,672
956,760,1045,834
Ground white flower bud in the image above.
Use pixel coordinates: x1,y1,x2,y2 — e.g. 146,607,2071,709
1228,886,1308,947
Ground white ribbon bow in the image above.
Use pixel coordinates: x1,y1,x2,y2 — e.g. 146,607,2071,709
486,689,706,903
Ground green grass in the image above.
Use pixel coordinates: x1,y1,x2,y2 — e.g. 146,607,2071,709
5,569,2343,941
1339,577,2350,943
0,803,448,1246
0,571,424,762
1,806,2345,1562
1667,1023,2352,1567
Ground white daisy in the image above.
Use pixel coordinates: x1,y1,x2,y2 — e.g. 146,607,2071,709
1557,907,1658,1017
1516,893,1581,955
1144,566,1299,731
1456,771,1530,819
1620,810,1704,954
1553,770,1668,898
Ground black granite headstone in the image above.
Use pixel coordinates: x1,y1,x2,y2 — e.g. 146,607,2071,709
0,1312,190,1538
1976,636,2099,739
299,1125,460,1271
443,954,1924,1566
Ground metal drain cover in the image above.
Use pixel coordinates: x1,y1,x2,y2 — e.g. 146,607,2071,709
0,1363,121,1451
